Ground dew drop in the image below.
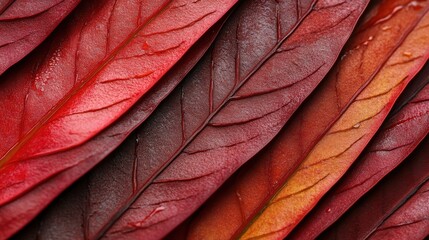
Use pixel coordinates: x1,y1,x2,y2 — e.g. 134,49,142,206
368,36,374,41
363,41,369,46
382,25,391,31
353,123,361,129
326,208,332,213
155,206,166,212
236,192,243,201
403,51,413,57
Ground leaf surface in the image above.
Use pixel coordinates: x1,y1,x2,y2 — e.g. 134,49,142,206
319,136,429,239
237,3,429,240
367,180,429,240
176,1,429,239
0,16,225,239
0,0,237,206
289,61,429,239
11,0,368,239
0,0,80,75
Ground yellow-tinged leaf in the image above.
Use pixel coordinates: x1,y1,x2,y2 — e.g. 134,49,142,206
240,9,429,240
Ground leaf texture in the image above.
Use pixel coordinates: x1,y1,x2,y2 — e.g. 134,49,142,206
0,0,237,208
367,180,429,240
289,61,429,239
319,136,429,239
11,0,368,239
237,4,429,240
0,0,80,75
175,1,428,239
0,12,227,240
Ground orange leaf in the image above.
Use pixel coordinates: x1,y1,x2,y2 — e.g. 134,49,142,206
240,6,429,240
179,1,429,239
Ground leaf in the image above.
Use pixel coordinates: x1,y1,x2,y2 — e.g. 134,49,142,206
367,180,429,240
319,136,429,239
0,16,225,239
175,1,429,239
0,0,80,75
289,61,429,239
237,4,429,240
0,0,237,207
11,0,368,239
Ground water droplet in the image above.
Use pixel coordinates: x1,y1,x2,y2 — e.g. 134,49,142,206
368,36,374,41
382,25,391,31
403,51,413,57
363,41,369,46
155,206,166,212
326,208,332,213
353,123,361,129
236,192,243,201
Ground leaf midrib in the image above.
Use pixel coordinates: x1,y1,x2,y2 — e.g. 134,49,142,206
93,1,318,238
236,5,429,239
0,0,174,168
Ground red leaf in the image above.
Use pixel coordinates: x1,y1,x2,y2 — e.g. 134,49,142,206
12,1,368,239
0,15,225,239
367,180,429,240
289,61,429,239
319,136,429,239
0,0,80,75
0,0,236,207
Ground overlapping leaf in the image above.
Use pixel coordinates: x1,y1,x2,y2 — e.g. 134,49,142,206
319,137,429,239
0,17,225,239
367,180,429,240
0,0,80,75
10,0,368,239
238,3,429,239
0,0,236,207
177,1,429,239
0,0,237,238
289,61,429,239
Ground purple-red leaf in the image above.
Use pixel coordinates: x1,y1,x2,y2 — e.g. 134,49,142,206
0,0,80,75
367,180,429,240
171,1,429,238
11,0,368,239
319,136,429,239
289,61,429,239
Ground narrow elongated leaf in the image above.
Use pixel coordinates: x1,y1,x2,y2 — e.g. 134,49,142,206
289,61,429,239
178,1,429,239
12,0,368,239
367,180,429,240
0,18,225,239
319,136,429,239
0,0,80,75
238,5,429,240
0,0,237,206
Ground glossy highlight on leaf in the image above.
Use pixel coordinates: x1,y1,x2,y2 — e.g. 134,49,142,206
177,1,426,239
319,136,429,239
9,0,368,239
0,0,80,75
289,61,429,239
0,0,237,206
